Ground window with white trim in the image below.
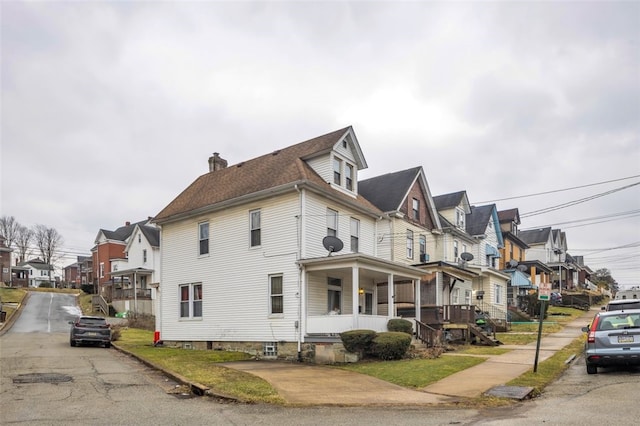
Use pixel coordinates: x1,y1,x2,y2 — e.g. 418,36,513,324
99,262,104,278
198,222,209,255
250,209,261,247
333,158,342,185
406,230,414,259
456,209,465,229
350,218,360,252
143,249,147,263
464,289,471,305
452,288,460,304
180,283,203,318
345,163,354,190
269,275,283,314
327,208,338,237
328,277,342,313
412,198,420,221
453,240,459,261
494,284,503,305
419,235,426,260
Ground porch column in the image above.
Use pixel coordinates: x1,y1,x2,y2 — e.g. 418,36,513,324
352,266,359,329
414,278,421,322
387,273,395,319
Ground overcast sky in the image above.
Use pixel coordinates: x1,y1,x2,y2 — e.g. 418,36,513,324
2,1,639,287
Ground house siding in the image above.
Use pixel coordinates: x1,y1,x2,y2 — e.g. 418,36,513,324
160,192,301,343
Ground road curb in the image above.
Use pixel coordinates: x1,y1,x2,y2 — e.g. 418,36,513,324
0,291,30,337
111,342,241,402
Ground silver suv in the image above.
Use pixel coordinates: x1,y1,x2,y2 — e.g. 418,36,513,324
602,299,640,312
582,309,640,374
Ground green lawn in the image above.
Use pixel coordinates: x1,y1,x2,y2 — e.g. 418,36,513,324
336,356,486,388
115,328,285,404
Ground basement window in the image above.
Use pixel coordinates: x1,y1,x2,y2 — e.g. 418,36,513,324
263,342,278,358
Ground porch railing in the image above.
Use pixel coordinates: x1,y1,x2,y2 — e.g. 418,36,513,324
415,319,442,347
91,294,109,316
112,288,152,300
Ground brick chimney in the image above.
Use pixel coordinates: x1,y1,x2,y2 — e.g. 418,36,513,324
208,152,228,172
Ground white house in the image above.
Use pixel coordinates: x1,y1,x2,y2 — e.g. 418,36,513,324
153,127,425,363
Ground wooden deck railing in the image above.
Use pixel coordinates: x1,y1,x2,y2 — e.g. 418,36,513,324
415,319,442,347
91,294,109,316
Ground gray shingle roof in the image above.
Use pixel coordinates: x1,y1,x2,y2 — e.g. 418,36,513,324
466,204,496,237
433,191,466,210
358,167,422,212
518,227,552,245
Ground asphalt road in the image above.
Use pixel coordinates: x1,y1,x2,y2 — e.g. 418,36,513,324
1,291,638,425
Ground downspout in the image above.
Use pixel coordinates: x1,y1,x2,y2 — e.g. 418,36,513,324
295,184,303,362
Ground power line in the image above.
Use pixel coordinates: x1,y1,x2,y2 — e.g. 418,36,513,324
520,182,640,218
473,174,640,204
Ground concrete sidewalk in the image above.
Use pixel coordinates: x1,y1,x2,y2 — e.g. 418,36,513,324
221,308,596,406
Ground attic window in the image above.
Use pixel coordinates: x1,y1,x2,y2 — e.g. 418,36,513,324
342,140,347,149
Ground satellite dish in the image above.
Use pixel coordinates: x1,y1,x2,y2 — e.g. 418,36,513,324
508,259,519,269
517,265,528,272
460,252,474,262
322,236,344,256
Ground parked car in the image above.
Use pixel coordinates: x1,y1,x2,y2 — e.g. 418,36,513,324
602,298,640,312
69,316,112,348
550,292,563,306
581,309,640,374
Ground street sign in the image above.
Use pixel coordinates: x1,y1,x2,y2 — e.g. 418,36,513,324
538,281,551,301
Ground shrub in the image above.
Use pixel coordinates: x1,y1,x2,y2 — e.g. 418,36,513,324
38,282,52,288
370,331,411,360
126,313,156,331
340,329,377,355
387,318,413,334
110,326,122,341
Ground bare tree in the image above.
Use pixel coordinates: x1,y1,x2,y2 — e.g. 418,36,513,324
33,224,63,286
15,225,34,263
0,215,21,247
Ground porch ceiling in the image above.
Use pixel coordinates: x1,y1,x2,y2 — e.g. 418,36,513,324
298,253,424,282
109,267,154,277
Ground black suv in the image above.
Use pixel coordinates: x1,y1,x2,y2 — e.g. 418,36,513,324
69,316,112,348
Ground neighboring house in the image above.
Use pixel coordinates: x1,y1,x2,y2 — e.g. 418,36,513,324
358,167,477,323
520,227,574,292
92,219,153,304
109,223,160,316
63,256,91,288
497,209,533,307
430,191,480,310
464,204,510,322
0,236,12,284
153,127,426,363
16,258,55,287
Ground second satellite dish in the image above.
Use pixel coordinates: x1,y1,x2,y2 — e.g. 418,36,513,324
322,236,344,256
460,252,474,262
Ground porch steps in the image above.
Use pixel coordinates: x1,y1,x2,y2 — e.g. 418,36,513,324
468,324,502,346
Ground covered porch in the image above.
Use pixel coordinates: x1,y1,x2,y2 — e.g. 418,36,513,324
108,267,156,316
298,253,425,336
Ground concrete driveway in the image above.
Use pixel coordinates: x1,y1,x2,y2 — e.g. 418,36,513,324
220,360,458,406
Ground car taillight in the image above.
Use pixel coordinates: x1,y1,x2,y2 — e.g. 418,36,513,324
588,316,601,343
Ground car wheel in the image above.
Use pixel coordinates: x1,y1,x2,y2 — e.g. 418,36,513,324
104,342,111,348
586,364,597,375
70,340,76,347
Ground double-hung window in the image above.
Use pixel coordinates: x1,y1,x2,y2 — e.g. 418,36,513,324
419,235,426,260
328,277,342,313
495,284,503,305
412,198,420,221
198,222,209,255
250,209,261,247
333,158,342,185
453,240,459,261
406,230,414,259
350,218,360,252
345,163,354,190
269,275,283,315
143,249,147,263
180,283,203,318
327,208,338,237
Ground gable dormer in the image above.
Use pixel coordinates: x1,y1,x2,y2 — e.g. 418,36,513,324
304,127,368,196
433,191,471,231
